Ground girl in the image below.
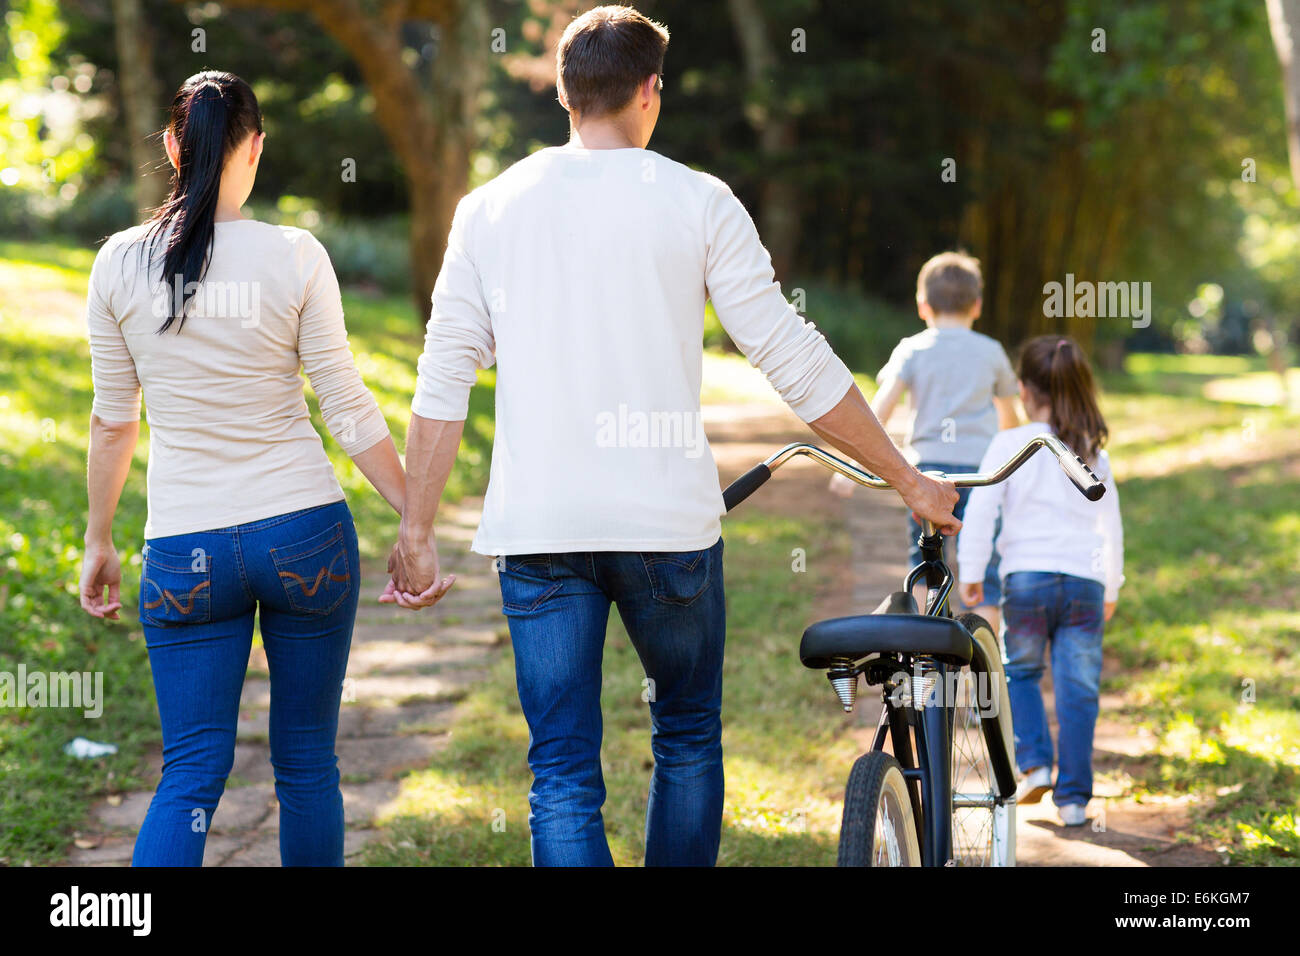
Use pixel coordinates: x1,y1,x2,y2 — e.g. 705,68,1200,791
78,71,409,865
955,335,1124,827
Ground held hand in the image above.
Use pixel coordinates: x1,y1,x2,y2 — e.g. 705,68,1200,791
1104,601,1116,623
901,471,961,535
959,581,984,608
79,541,123,620
379,527,456,610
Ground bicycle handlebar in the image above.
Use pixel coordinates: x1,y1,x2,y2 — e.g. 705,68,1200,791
721,433,1106,512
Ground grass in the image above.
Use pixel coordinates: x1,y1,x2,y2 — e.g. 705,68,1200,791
0,236,492,864
1098,354,1300,863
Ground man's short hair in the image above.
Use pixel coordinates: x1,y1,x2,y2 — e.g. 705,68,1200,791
916,251,983,315
557,5,669,118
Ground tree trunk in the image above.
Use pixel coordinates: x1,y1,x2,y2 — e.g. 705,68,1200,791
726,0,799,283
112,0,166,216
1268,0,1300,188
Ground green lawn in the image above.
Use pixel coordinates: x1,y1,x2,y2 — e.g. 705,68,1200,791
1098,355,1300,863
1,238,1297,865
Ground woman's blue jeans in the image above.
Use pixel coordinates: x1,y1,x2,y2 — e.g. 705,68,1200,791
498,538,726,867
999,570,1106,808
131,500,359,866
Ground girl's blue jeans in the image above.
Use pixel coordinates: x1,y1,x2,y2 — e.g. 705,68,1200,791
131,500,358,866
999,570,1106,808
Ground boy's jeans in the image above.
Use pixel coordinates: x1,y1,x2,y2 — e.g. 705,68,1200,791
133,500,358,866
999,571,1106,808
908,460,1001,608
498,538,726,866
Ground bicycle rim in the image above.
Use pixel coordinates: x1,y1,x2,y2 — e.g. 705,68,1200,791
950,665,999,865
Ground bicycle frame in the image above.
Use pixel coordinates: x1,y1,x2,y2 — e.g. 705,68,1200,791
865,529,1010,867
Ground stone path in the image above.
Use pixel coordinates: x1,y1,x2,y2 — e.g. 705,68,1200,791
67,388,1217,866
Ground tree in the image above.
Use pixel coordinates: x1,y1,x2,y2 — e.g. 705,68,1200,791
725,0,798,282
111,0,167,214
204,0,489,319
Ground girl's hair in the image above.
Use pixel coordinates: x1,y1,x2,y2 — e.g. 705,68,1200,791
144,71,262,333
1017,335,1109,463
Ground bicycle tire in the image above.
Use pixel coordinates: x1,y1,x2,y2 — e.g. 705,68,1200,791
838,751,921,867
952,612,1017,866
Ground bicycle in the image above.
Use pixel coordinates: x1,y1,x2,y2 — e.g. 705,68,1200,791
721,433,1106,866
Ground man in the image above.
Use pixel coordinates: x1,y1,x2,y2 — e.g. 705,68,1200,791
385,4,959,866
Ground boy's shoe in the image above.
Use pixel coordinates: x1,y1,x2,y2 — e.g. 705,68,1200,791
1014,766,1052,804
1058,804,1088,827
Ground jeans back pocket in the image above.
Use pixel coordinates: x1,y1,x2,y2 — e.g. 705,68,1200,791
270,523,352,617
140,544,213,627
641,547,713,606
499,555,562,615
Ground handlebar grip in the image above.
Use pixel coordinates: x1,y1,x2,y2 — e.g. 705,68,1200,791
1058,451,1106,501
722,463,772,512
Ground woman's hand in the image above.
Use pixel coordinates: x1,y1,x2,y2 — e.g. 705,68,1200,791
1104,601,1116,623
959,581,984,609
80,541,124,620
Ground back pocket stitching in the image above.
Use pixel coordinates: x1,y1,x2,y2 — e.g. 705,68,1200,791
141,554,213,627
641,551,711,606
271,526,351,617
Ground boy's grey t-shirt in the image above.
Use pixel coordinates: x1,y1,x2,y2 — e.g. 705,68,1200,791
878,326,1017,466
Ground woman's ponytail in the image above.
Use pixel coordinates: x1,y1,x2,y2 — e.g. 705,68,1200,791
143,72,262,333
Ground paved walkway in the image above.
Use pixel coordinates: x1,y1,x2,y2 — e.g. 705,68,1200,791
68,396,1216,866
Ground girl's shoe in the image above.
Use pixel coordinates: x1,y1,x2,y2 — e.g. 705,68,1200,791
1014,766,1052,804
1058,804,1088,827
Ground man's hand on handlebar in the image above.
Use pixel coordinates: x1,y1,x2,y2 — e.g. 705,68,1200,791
899,469,961,535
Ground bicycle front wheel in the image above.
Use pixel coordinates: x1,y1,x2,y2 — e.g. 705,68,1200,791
838,751,921,867
951,613,1017,866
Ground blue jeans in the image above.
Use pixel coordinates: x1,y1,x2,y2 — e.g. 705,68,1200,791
909,460,1001,608
999,571,1105,808
131,500,359,866
498,538,726,867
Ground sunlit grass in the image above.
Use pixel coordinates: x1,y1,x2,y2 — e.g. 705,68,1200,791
1099,355,1300,864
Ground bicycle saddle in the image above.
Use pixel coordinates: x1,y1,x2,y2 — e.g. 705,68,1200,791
799,593,974,668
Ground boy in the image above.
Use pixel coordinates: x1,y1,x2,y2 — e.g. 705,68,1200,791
837,251,1017,625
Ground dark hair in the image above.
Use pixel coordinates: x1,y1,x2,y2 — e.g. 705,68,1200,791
144,71,262,333
1017,335,1109,463
557,5,669,118
917,250,982,315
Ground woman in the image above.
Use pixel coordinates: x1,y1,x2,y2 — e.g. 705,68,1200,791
78,71,406,866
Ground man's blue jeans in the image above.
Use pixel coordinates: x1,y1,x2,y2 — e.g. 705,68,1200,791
131,500,358,866
498,538,726,866
999,571,1106,808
